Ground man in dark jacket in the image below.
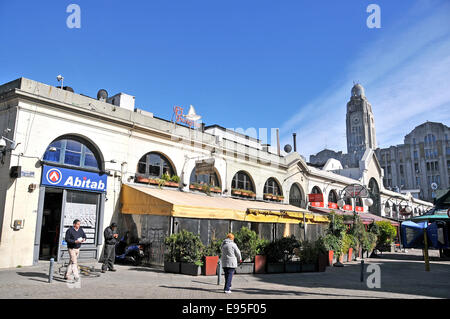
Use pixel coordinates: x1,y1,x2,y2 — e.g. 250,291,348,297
102,222,119,273
64,219,86,281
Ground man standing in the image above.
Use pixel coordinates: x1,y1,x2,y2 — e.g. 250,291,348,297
64,219,86,281
221,233,242,294
102,222,119,273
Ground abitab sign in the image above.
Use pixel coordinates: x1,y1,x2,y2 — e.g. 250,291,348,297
42,165,107,192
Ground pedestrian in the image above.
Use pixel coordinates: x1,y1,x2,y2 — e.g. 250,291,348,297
102,222,119,273
64,219,86,281
221,233,242,294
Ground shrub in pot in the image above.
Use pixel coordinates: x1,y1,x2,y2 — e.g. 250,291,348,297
322,234,341,266
202,239,221,276
234,227,259,274
373,221,396,253
164,233,181,273
177,230,204,276
254,239,269,274
297,240,318,272
263,240,285,273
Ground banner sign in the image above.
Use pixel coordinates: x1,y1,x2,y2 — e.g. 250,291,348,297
41,165,107,192
328,202,338,209
310,202,324,208
173,106,201,129
343,204,353,211
195,158,215,175
308,193,323,203
355,206,364,212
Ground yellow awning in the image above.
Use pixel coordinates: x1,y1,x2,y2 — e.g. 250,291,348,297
121,184,329,225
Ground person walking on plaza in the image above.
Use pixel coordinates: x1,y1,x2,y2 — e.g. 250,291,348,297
64,219,86,281
102,222,119,273
221,233,242,294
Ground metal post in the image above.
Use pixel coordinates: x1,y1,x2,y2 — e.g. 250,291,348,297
360,260,364,282
217,259,222,285
48,258,54,283
424,228,430,272
303,213,306,240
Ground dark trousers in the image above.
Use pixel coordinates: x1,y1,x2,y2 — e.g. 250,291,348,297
223,267,235,291
102,244,116,271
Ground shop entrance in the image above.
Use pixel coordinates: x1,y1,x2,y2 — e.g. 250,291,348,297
39,188,63,260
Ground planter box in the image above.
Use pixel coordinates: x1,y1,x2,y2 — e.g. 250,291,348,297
343,254,348,263
164,261,180,274
180,263,202,276
301,263,315,272
264,194,273,200
202,256,219,276
348,248,353,262
235,262,254,274
317,253,327,272
231,190,242,196
285,261,302,273
327,250,334,266
266,262,284,273
254,255,266,274
165,181,179,188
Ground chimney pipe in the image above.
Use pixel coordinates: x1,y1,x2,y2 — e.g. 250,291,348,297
293,133,297,152
276,129,280,156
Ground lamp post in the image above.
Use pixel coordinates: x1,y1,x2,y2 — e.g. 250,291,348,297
383,196,412,252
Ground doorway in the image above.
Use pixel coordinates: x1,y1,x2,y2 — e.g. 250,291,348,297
39,188,63,260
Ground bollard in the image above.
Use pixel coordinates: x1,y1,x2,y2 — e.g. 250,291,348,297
48,258,55,283
360,260,364,282
217,259,222,286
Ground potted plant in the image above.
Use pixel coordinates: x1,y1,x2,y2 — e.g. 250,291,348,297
254,239,269,274
297,240,318,272
322,234,340,266
210,186,222,193
202,239,221,276
263,193,273,200
314,238,328,272
264,240,285,273
177,230,205,276
163,233,181,273
277,195,284,202
234,227,259,274
231,189,242,196
281,236,301,273
373,221,396,254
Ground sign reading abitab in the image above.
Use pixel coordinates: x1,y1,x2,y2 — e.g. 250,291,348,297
42,165,107,192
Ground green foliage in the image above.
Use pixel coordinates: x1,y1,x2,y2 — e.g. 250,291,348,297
342,233,357,254
297,240,320,264
256,238,270,255
263,235,300,262
362,232,377,252
234,227,260,261
322,212,347,255
170,175,180,183
322,233,343,253
161,173,171,182
348,216,366,249
203,238,222,257
164,233,181,262
375,221,397,251
164,230,205,266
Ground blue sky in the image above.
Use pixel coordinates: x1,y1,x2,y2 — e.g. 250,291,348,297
1,0,449,159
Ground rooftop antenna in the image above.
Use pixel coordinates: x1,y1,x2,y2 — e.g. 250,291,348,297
56,75,64,89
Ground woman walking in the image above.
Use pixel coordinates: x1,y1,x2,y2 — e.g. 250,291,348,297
221,233,242,294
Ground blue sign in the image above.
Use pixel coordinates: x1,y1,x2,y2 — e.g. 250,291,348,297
41,165,107,192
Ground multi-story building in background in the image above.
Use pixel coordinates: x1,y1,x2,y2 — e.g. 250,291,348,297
376,122,450,201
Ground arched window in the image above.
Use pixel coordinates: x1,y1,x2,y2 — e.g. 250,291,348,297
311,186,322,194
190,167,220,188
137,152,175,178
264,178,282,196
43,137,101,170
289,184,306,208
231,171,254,192
328,190,338,203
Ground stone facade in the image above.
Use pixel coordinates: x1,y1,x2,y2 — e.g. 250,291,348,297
376,121,450,201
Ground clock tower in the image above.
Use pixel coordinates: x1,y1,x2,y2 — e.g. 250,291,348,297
346,83,377,155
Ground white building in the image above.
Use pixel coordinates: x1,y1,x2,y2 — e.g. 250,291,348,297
0,78,432,269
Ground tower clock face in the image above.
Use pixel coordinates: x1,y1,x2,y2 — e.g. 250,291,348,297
352,116,360,124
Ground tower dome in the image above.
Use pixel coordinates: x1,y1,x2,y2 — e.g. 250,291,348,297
351,83,365,98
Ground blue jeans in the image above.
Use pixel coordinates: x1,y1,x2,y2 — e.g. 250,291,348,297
223,267,235,291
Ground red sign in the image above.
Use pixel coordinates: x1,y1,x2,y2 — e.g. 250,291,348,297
310,202,324,208
308,193,323,203
173,106,201,129
355,206,364,213
343,205,353,211
328,202,338,209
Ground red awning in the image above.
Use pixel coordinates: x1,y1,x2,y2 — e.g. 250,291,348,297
309,207,399,226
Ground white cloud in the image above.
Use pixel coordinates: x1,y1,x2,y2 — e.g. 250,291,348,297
280,0,450,159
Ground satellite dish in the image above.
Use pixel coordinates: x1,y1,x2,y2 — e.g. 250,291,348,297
431,182,438,191
284,144,292,153
97,89,108,101
185,105,201,121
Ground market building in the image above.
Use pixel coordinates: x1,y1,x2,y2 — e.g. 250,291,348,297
0,78,432,269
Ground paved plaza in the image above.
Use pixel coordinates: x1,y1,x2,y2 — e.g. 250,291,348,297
0,249,449,299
